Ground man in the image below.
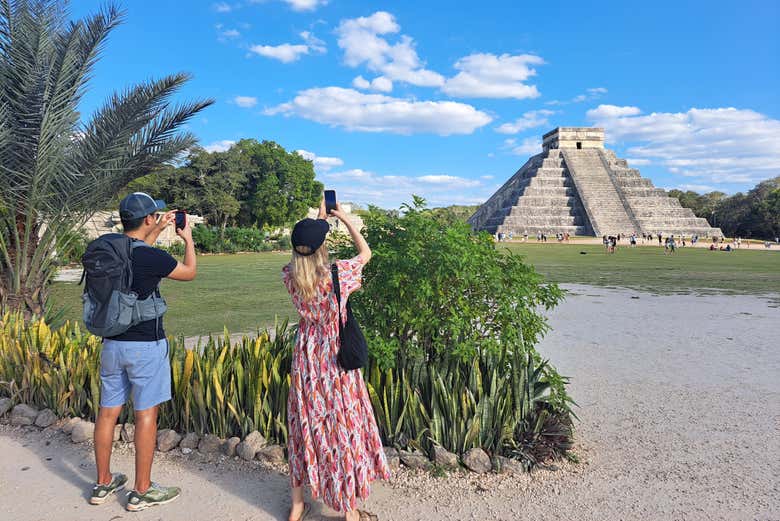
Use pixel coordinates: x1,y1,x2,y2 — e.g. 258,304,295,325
90,193,196,511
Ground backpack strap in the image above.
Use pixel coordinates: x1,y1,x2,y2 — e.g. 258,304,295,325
331,263,343,333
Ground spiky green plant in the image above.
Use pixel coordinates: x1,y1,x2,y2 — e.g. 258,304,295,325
0,1,213,318
0,312,575,468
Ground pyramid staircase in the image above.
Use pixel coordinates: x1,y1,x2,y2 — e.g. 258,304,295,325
470,149,593,236
469,145,722,238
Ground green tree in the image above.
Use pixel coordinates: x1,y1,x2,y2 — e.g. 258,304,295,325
336,196,564,368
760,188,780,238
126,139,323,230
237,140,323,228
0,2,212,317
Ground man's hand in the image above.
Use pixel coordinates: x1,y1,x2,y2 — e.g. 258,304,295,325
175,215,193,243
156,211,176,230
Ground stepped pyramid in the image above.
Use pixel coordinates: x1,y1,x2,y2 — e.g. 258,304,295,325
469,127,722,238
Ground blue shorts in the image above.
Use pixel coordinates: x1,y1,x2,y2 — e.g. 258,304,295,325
99,339,171,411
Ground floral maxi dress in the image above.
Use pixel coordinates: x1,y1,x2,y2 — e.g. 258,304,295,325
282,256,390,512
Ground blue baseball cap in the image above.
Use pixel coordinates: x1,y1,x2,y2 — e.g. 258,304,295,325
119,192,166,220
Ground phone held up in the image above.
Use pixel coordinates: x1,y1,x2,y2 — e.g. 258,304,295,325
175,210,187,231
324,190,337,215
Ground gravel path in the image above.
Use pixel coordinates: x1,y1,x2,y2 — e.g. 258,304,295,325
1,285,778,520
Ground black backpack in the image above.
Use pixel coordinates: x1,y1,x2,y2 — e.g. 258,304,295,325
81,234,166,338
331,263,369,370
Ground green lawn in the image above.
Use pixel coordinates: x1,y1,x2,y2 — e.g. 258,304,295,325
50,244,780,338
50,252,298,338
503,243,780,296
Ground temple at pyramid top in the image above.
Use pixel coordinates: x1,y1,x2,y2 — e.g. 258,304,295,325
469,127,723,238
542,127,605,151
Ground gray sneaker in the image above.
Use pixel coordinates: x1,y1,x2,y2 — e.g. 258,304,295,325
90,473,128,505
125,482,181,512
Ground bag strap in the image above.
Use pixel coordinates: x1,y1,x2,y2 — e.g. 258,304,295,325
330,263,343,333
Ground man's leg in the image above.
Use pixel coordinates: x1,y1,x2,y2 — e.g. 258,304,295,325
133,405,159,493
94,405,122,484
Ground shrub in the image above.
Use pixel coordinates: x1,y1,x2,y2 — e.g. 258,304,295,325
276,234,292,251
335,197,564,367
56,228,89,265
0,312,574,467
191,225,288,254
158,242,185,257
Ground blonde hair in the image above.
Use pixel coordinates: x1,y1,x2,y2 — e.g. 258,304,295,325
289,245,331,301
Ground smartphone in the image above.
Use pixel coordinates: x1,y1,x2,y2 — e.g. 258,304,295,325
324,190,337,215
175,210,187,231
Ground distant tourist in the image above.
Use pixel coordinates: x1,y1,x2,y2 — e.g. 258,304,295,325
665,235,677,255
523,230,528,242
658,233,663,245
282,197,389,521
630,234,637,247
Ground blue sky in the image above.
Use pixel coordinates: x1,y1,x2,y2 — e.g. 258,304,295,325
72,0,780,209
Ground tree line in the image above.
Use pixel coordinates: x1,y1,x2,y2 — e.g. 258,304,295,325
123,139,323,231
669,176,780,239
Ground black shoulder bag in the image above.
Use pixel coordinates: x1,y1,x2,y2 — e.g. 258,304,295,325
331,263,369,370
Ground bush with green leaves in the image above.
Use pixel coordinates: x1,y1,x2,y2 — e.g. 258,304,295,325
191,225,290,253
336,197,564,368
335,197,574,461
56,229,89,265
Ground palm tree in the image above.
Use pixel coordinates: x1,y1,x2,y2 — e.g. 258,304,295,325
0,1,213,318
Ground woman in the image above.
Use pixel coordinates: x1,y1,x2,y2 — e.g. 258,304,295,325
282,198,390,521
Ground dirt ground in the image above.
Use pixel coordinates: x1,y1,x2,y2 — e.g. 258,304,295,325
1,285,778,521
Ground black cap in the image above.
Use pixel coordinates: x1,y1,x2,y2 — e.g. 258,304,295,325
119,192,166,220
291,218,329,255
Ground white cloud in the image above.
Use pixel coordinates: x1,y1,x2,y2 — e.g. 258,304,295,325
442,53,544,99
266,86,492,135
233,96,258,108
674,183,718,193
370,76,393,92
322,168,490,208
296,149,344,172
336,11,445,88
587,105,780,186
548,87,608,106
214,2,233,13
249,43,310,63
495,109,555,134
283,0,326,11
249,31,326,63
352,76,371,89
418,175,480,187
351,75,392,92
625,158,651,166
299,31,326,53
203,140,236,153
503,137,541,156
221,29,240,38
586,104,641,119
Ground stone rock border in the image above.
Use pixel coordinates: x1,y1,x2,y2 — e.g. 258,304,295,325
0,401,540,476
